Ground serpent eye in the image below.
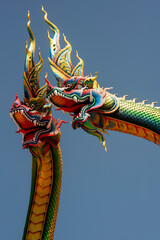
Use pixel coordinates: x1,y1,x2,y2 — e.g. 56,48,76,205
66,83,72,88
30,103,35,110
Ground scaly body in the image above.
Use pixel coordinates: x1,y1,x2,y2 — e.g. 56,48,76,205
91,99,160,145
23,140,62,239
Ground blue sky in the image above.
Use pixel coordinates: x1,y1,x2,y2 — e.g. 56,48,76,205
1,0,160,239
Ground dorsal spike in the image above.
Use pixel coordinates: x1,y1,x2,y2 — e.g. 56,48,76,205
132,98,138,103
150,102,157,107
104,87,113,91
141,99,148,104
121,95,128,101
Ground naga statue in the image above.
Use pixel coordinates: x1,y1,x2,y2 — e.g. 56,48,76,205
10,12,66,239
42,7,160,152
10,6,160,240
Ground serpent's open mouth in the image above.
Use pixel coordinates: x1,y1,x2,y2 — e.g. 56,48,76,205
10,107,48,129
47,87,95,123
10,105,58,148
47,88,91,113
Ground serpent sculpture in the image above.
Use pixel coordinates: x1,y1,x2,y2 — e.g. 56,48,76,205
42,8,160,151
10,12,66,239
10,6,160,240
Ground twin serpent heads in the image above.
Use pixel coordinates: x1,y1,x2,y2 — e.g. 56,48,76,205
10,6,160,240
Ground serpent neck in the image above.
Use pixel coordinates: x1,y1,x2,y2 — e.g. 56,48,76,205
111,100,160,134
22,139,62,240
92,100,160,145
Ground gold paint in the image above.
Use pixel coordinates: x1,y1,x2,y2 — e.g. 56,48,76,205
15,113,27,123
30,213,45,224
104,116,159,146
38,177,52,188
136,127,147,138
43,151,52,164
36,185,51,197
27,232,41,240
119,122,128,132
107,119,119,130
103,141,107,152
101,128,109,136
145,130,156,143
34,195,49,205
26,142,53,240
28,222,43,232
71,51,84,76
102,116,109,128
49,59,71,80
32,204,47,215
155,134,160,145
127,125,137,135
41,162,52,171
41,169,52,179
42,6,60,39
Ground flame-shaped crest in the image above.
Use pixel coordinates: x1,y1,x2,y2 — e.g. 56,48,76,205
42,6,85,87
23,11,44,102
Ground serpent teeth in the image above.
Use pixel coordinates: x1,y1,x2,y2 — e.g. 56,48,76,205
46,98,50,103
33,120,37,126
54,90,58,96
73,96,78,102
33,136,36,141
79,88,83,96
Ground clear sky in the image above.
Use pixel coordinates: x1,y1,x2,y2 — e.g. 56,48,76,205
1,0,160,239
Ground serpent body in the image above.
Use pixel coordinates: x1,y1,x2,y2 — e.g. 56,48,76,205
91,99,160,145
10,12,65,239
10,7,160,240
